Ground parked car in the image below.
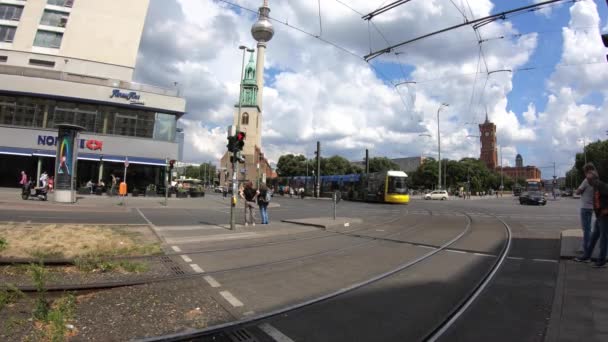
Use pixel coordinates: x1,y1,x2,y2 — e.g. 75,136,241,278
519,191,547,206
214,186,224,193
424,190,449,200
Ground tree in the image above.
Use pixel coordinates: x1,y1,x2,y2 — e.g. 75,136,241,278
572,139,608,183
321,155,360,175
368,157,400,173
276,154,307,177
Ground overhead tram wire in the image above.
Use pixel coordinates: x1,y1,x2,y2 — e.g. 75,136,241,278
364,0,571,61
362,0,415,21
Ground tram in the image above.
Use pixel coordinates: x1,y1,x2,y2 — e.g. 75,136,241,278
271,170,410,204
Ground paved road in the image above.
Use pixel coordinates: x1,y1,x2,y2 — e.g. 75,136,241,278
1,192,581,341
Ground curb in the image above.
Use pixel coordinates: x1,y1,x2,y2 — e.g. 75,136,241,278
544,261,566,342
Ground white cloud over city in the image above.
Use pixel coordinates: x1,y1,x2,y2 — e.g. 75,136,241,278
134,0,608,177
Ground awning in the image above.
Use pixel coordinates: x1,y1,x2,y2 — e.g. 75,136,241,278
0,146,33,156
0,146,167,166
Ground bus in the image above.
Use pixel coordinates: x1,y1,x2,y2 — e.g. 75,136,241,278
525,178,543,192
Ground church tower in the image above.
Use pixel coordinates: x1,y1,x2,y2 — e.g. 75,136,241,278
220,0,274,186
479,114,498,170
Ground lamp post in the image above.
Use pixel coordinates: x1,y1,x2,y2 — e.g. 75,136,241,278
436,103,449,189
230,45,255,231
578,138,587,165
418,133,434,189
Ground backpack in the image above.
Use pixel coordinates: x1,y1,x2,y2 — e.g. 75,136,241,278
264,190,272,203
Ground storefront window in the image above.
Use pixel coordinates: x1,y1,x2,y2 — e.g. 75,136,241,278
0,96,44,128
107,109,154,138
48,102,101,132
153,113,176,141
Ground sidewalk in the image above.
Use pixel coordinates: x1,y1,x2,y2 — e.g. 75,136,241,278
545,230,608,342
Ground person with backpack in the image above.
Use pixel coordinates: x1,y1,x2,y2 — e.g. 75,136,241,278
575,169,608,268
240,181,257,226
257,183,271,224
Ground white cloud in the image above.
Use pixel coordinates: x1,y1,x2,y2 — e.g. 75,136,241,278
132,0,606,178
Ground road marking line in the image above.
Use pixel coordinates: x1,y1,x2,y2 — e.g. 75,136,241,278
220,291,244,307
447,250,467,254
190,264,204,273
203,275,221,288
533,258,558,263
473,252,495,257
181,255,192,263
259,323,295,342
171,246,182,252
507,256,524,260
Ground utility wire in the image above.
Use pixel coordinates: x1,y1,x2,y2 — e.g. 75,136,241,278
363,0,414,20
449,0,468,21
364,0,571,61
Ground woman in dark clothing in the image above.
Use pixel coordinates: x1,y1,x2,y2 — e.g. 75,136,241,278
240,181,257,226
257,183,270,224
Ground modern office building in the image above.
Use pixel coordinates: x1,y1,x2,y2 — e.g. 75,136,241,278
0,0,186,190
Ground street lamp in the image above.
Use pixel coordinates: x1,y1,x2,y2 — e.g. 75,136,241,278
578,138,587,165
230,45,255,231
437,103,449,190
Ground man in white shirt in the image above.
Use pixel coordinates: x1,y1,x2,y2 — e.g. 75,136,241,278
575,163,597,254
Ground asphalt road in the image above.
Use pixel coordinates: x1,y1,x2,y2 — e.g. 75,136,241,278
0,193,580,342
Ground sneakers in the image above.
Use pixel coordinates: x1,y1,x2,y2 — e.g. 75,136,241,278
573,257,591,263
245,222,249,227
252,222,256,227
592,263,607,268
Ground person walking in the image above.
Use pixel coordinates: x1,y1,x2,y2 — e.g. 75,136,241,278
257,183,270,224
110,174,117,196
575,169,608,267
240,181,257,226
575,163,597,254
19,171,28,191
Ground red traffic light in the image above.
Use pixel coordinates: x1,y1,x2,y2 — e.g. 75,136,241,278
236,131,246,141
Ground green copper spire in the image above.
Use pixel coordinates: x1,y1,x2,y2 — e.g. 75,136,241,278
239,52,258,106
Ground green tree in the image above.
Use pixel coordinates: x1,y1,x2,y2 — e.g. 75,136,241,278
572,139,608,183
368,157,400,173
276,154,307,177
321,155,360,175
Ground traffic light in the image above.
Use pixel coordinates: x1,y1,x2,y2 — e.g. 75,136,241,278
235,131,246,151
169,159,176,169
227,135,237,152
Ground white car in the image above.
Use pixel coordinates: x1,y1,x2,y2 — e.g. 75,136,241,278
424,190,449,200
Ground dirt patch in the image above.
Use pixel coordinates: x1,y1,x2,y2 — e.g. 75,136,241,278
0,224,161,260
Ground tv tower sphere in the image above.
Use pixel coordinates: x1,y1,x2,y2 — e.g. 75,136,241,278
251,0,274,43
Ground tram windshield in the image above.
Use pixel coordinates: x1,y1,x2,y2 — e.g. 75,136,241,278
387,176,408,194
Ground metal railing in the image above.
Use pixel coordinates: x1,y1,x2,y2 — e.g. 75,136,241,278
0,64,179,97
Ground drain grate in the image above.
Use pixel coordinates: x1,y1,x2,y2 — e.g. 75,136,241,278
226,328,258,342
160,256,187,275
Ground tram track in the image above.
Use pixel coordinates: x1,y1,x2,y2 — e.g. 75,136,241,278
3,208,439,292
135,212,478,341
136,212,512,342
0,207,421,266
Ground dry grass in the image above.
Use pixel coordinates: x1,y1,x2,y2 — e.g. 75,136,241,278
0,224,161,260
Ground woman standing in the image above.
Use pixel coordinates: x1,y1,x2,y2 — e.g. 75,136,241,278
257,183,270,224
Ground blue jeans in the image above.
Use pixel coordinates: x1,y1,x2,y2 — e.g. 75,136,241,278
584,216,608,264
259,204,269,224
581,208,594,252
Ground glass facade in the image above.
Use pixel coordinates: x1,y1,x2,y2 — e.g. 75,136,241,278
0,95,178,142
34,30,63,48
40,10,69,27
0,5,23,21
0,25,16,43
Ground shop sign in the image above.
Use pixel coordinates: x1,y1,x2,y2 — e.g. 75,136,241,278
110,89,144,105
38,135,103,151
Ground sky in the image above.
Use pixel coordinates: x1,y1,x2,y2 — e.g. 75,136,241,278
132,0,608,178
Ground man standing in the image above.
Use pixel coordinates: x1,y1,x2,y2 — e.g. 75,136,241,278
575,169,608,268
240,181,257,226
576,163,597,254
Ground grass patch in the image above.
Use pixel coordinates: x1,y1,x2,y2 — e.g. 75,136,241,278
0,224,162,260
74,256,149,273
0,237,7,252
27,263,49,321
0,283,24,311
